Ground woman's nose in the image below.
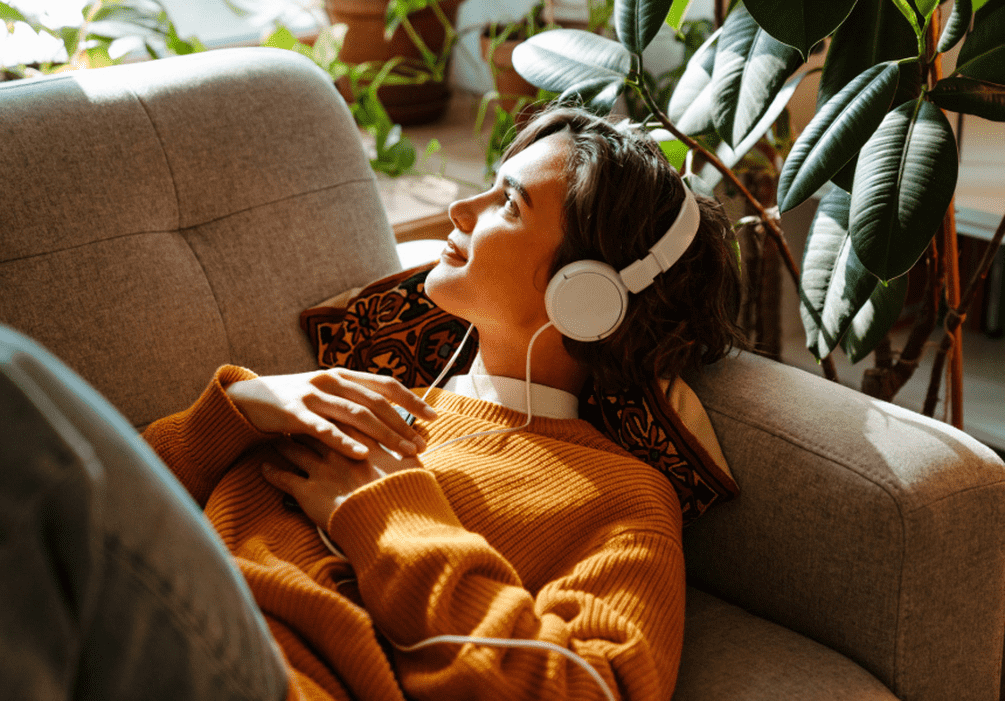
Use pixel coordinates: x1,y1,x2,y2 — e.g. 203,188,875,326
448,194,479,233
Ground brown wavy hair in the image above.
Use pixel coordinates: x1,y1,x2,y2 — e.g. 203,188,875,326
503,106,747,390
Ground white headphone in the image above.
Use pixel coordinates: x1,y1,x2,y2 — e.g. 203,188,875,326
544,186,701,342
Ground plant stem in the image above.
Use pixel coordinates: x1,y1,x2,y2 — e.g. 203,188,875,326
633,79,801,287
924,5,964,428
632,75,839,381
923,211,1005,417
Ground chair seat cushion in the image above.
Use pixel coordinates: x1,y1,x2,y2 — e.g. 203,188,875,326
674,588,897,700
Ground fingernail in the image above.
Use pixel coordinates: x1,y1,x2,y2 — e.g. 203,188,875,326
413,434,427,452
398,439,418,455
351,443,368,457
421,406,438,420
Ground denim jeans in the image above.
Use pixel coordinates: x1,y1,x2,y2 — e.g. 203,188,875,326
0,325,287,701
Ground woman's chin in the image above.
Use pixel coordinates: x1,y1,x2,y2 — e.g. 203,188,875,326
424,265,463,317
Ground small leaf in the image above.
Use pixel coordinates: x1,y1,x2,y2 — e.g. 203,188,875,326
665,0,694,31
742,0,858,59
955,0,1005,83
513,29,631,95
913,0,941,21
313,23,348,71
889,0,924,39
929,75,1005,121
658,138,689,169
778,62,900,212
262,26,299,51
710,4,803,147
937,0,971,53
849,99,958,282
666,27,720,135
616,0,674,54
0,1,27,23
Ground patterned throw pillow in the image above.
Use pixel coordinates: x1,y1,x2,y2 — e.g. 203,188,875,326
301,263,738,525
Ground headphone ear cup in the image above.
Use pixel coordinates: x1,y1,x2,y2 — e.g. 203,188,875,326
545,260,629,342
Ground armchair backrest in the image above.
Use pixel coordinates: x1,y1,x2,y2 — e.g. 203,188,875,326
0,48,401,427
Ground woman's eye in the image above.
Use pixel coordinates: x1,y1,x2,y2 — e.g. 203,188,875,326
503,191,519,216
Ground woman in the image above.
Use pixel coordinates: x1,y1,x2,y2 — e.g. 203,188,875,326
115,107,742,700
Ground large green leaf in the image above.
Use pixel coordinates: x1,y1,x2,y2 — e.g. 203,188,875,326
710,3,803,148
937,0,972,53
849,99,958,282
817,0,920,110
955,0,1005,83
512,29,631,97
698,69,807,187
778,62,900,212
666,27,720,135
615,0,674,54
800,186,909,361
840,273,909,363
557,75,626,114
742,0,857,58
929,75,1005,121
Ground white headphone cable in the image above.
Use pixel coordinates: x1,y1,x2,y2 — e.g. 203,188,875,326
420,320,553,457
391,634,616,701
421,322,477,402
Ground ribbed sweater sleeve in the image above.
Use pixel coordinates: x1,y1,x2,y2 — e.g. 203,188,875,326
142,365,268,506
328,394,686,701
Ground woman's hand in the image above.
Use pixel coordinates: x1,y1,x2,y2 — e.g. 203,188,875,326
262,430,423,529
226,368,436,459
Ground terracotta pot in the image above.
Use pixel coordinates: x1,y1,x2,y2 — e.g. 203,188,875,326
480,34,539,119
325,0,461,125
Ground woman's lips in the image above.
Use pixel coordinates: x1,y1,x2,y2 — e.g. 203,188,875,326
441,238,467,264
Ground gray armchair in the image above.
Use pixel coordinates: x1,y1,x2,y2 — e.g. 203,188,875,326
1,47,1002,700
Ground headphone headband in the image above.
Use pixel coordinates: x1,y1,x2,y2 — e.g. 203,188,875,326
619,186,700,294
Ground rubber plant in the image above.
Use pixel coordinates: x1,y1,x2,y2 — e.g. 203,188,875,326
512,0,1005,428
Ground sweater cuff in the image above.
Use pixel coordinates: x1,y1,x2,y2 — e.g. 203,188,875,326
327,469,462,571
149,364,268,466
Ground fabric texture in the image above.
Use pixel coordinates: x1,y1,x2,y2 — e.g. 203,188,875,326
682,351,1005,700
143,366,687,701
0,48,401,428
300,264,737,525
0,325,287,701
673,589,897,700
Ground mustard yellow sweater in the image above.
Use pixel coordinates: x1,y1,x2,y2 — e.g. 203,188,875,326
144,366,685,701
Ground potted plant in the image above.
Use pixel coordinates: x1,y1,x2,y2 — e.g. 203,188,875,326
325,0,461,125
512,0,1005,428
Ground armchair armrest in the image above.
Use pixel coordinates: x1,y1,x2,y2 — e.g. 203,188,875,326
683,352,1005,701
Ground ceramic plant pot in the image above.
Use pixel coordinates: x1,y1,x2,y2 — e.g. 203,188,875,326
325,0,461,125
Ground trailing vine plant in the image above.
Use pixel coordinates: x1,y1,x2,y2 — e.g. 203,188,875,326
512,0,1005,427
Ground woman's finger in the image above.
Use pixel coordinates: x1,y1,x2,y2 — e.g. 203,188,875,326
261,462,304,496
328,369,438,420
306,391,423,456
297,418,370,459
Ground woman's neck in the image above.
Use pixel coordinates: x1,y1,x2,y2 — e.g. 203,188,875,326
472,324,589,397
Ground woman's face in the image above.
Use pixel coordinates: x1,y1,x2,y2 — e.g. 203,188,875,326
424,133,570,337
